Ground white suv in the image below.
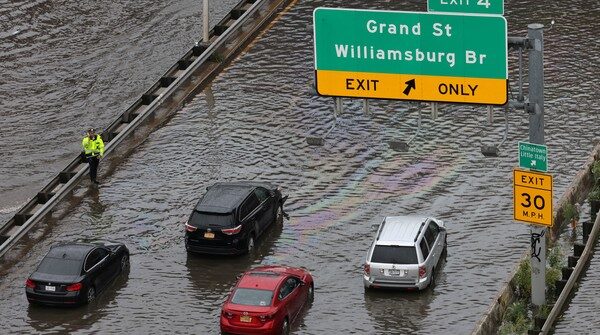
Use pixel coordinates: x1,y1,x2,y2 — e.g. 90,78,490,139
363,216,447,290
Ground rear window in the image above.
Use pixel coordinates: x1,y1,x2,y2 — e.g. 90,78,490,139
189,211,235,228
370,245,418,264
37,257,82,276
231,288,273,306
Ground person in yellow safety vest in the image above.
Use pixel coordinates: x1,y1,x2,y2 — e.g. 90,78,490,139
82,128,104,184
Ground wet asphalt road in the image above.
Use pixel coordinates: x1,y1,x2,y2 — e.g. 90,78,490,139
1,0,599,334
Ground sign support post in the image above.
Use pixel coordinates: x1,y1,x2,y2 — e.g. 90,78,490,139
527,23,546,307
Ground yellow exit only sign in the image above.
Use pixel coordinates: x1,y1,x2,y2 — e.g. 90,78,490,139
513,169,553,227
315,70,507,104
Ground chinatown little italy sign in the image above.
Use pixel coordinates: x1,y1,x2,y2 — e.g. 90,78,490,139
313,8,508,105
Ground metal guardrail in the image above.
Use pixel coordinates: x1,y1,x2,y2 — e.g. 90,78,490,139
540,212,600,334
0,0,292,259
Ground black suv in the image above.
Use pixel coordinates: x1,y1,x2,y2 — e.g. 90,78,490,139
184,182,287,255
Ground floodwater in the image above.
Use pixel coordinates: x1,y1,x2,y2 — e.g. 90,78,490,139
1,0,599,334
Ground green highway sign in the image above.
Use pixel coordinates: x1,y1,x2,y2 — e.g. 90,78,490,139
313,8,508,104
428,0,504,15
519,141,548,172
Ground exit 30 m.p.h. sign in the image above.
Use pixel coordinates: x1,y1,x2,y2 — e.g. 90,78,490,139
313,8,508,105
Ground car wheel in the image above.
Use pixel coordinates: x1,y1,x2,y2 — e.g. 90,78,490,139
246,235,255,254
308,283,314,302
275,206,283,225
429,268,436,289
443,235,448,259
120,254,130,273
281,318,290,335
86,286,96,304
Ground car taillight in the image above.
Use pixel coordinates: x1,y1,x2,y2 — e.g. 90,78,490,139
185,222,197,232
66,283,83,292
419,266,427,279
221,225,242,235
259,314,273,322
25,279,35,288
363,263,370,276
222,310,234,319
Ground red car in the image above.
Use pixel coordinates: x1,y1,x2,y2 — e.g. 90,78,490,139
220,266,314,335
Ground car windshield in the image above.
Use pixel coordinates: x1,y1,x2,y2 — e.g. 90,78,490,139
189,211,235,228
231,288,273,306
370,245,418,264
37,257,82,276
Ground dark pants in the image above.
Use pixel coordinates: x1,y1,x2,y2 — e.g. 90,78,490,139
88,156,99,182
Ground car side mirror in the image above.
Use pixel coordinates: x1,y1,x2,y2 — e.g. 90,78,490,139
371,223,379,231
299,281,306,286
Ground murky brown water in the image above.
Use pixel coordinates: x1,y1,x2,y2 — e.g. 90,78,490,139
0,0,241,223
1,0,599,334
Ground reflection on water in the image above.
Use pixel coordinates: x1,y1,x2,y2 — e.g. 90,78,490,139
0,0,599,334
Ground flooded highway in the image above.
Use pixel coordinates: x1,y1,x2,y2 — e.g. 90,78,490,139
0,0,241,224
1,0,600,334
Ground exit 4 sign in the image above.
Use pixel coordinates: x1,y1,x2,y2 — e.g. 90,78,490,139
428,0,504,15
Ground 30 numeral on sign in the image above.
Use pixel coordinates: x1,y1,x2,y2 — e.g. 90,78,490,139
520,193,545,210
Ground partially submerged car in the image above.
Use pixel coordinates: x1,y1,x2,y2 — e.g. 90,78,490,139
185,182,287,255
363,216,446,290
26,241,129,305
220,266,314,335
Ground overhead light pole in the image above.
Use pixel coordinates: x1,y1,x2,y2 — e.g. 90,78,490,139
527,23,546,307
203,0,210,43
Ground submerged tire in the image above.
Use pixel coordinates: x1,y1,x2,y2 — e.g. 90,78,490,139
120,254,130,273
281,318,290,335
246,235,255,254
86,286,96,304
276,206,283,225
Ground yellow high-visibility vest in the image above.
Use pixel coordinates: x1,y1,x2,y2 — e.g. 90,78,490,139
82,134,104,157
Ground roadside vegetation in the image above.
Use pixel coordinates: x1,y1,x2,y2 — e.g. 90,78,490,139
498,245,564,335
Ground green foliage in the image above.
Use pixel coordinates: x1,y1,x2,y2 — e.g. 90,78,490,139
547,245,565,269
589,184,600,202
536,304,552,319
499,301,531,335
209,53,225,63
546,267,562,299
591,160,600,182
562,203,579,223
514,261,532,299
504,300,528,324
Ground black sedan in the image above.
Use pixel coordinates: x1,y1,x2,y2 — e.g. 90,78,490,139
185,182,287,255
26,241,129,306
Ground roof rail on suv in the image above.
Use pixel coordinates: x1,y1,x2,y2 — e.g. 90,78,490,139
413,219,428,242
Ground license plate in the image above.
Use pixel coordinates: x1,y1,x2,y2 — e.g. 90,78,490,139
388,269,402,276
240,315,252,323
204,232,215,239
45,286,56,292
